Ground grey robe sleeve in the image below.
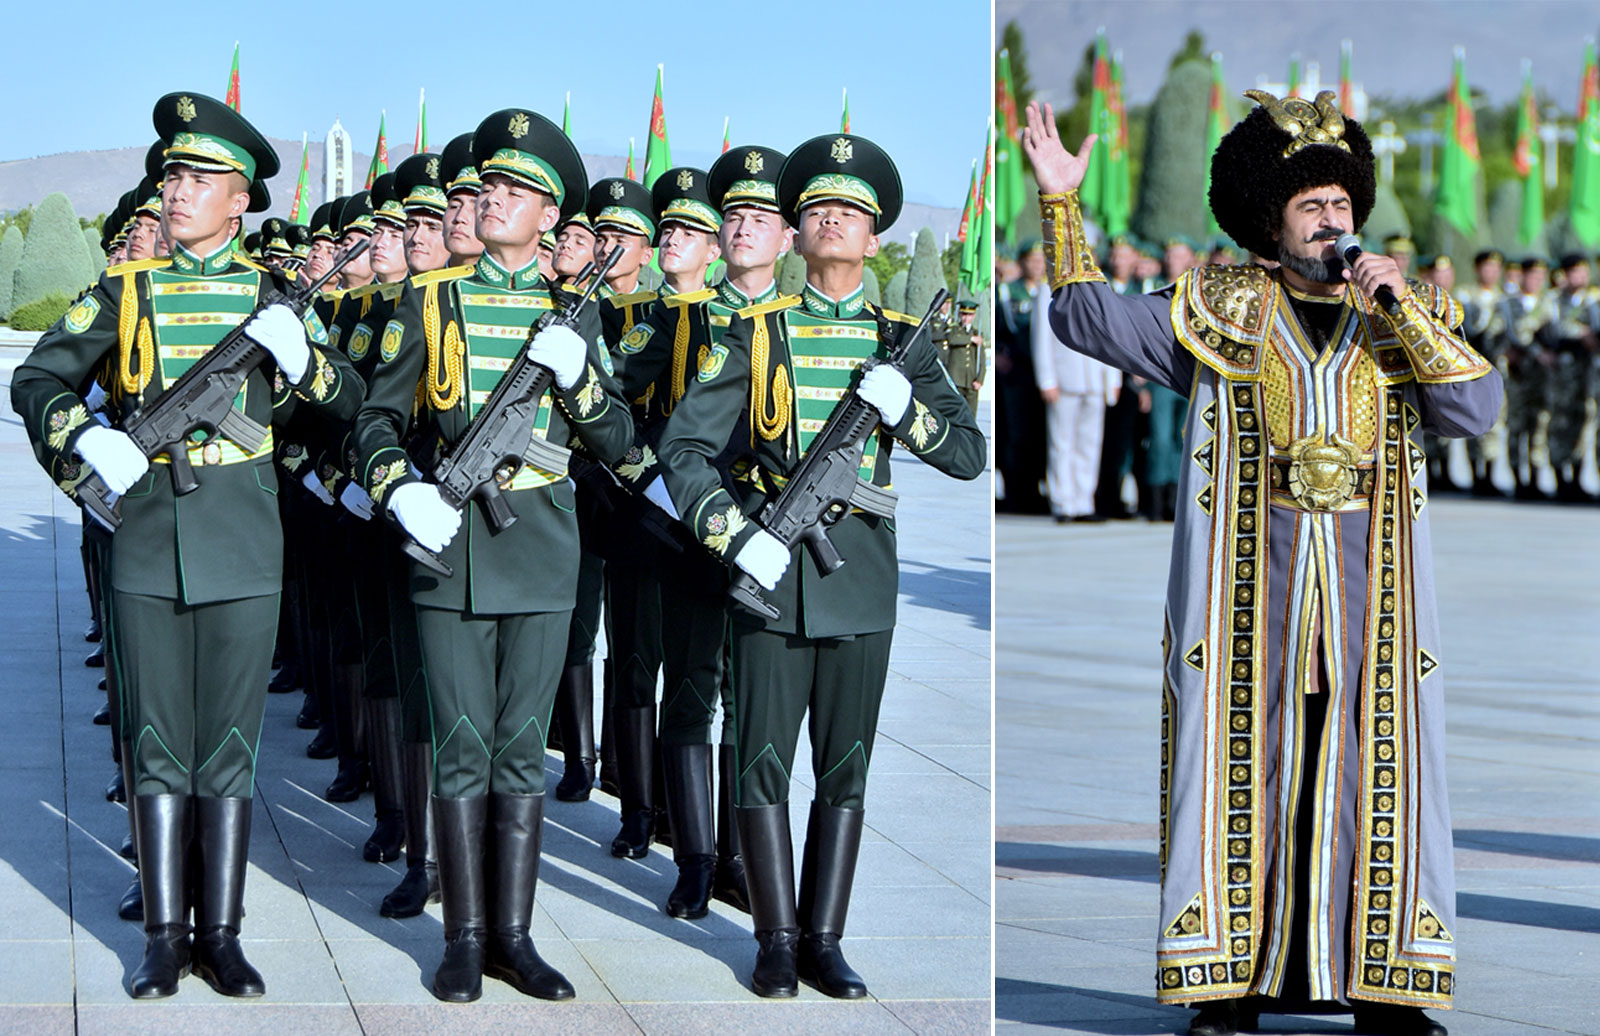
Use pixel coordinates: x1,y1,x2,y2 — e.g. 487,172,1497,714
1047,281,1197,396
1415,368,1504,439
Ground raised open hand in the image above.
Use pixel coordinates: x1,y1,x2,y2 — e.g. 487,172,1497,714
1021,101,1097,195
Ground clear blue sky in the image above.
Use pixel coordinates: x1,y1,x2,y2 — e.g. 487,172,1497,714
0,0,991,209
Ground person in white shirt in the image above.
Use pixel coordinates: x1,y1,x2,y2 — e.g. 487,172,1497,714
1032,280,1121,521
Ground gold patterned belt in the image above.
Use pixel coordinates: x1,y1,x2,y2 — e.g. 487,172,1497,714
1267,434,1375,513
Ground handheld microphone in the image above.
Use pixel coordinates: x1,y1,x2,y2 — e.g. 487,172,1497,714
1334,233,1402,316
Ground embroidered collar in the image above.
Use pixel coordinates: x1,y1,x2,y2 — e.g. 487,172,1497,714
475,252,545,290
801,280,866,318
718,279,777,310
169,241,239,276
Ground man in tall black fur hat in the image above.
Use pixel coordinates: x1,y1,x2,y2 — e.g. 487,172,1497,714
1024,90,1502,1036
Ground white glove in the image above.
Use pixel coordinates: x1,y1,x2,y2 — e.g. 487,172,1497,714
339,481,375,521
245,304,311,382
74,425,149,495
857,364,912,426
732,528,791,591
526,324,587,391
301,470,335,506
643,476,678,520
388,481,462,553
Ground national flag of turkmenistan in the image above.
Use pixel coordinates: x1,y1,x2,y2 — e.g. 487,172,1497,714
290,134,312,225
721,117,730,154
643,65,671,188
1572,40,1600,246
1204,52,1228,237
625,139,637,182
1078,29,1112,229
365,112,390,189
563,92,573,138
1434,47,1480,236
841,88,851,133
973,121,995,294
225,43,241,111
1288,53,1302,98
1514,60,1543,247
413,89,428,155
995,48,1026,242
1104,49,1131,238
958,158,979,292
1339,39,1354,115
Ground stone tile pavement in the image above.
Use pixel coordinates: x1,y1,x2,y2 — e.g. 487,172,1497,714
0,351,993,1035
996,502,1600,1035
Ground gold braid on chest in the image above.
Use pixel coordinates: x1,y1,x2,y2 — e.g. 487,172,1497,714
424,283,465,411
117,271,154,397
668,308,692,411
750,315,791,442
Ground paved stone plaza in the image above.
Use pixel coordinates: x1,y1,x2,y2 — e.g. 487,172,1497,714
0,349,992,1035
996,503,1600,1035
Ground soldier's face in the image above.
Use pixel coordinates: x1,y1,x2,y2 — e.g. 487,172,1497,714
370,223,408,279
476,174,559,248
538,243,556,280
306,239,337,280
796,203,879,264
1522,267,1547,294
1022,251,1048,281
657,223,720,277
403,213,448,274
1567,264,1590,290
126,214,160,261
719,206,791,274
1476,260,1500,288
338,231,373,283
554,223,596,277
444,192,484,261
595,230,650,281
161,165,250,250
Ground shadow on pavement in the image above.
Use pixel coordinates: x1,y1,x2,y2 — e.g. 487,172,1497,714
996,842,1161,883
1456,892,1600,934
1453,828,1600,864
995,977,1186,1033
898,557,991,630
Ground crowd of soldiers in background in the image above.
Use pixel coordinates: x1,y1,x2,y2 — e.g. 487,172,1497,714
994,230,1600,520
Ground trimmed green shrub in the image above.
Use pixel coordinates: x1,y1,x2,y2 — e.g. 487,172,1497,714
13,193,93,311
9,293,73,331
778,249,807,296
884,269,908,313
83,227,106,279
862,265,881,306
905,227,946,316
0,225,23,318
1131,60,1211,247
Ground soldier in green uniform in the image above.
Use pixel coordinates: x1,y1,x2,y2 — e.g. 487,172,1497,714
943,293,985,414
305,201,340,282
587,176,665,832
12,92,360,999
441,133,484,268
1458,250,1506,494
554,208,596,286
284,223,311,279
659,134,986,998
353,107,632,1003
378,150,452,918
1497,256,1556,498
604,164,733,917
1544,254,1599,500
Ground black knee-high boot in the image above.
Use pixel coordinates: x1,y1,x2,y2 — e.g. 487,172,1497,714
735,804,798,998
553,663,597,801
713,743,749,912
610,705,656,858
128,795,191,998
661,743,716,919
431,795,488,1002
363,698,405,862
483,793,574,999
381,741,439,918
796,802,867,998
190,797,265,997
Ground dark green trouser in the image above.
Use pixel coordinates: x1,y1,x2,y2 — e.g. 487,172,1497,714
114,590,280,798
351,524,397,700
387,550,430,744
605,560,663,711
415,606,569,798
729,624,893,809
564,549,605,667
85,523,127,741
657,548,731,747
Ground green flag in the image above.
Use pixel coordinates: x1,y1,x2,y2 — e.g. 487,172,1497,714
1434,48,1480,236
995,48,1026,242
1514,60,1544,247
958,158,979,292
1288,53,1301,98
1078,30,1111,227
1204,53,1227,237
644,65,671,188
842,88,851,133
413,89,428,154
563,92,573,138
974,122,995,293
1573,41,1600,247
365,111,389,189
290,134,312,224
1103,50,1131,238
225,42,241,111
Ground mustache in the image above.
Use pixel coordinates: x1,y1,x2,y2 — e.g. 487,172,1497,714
1305,228,1342,244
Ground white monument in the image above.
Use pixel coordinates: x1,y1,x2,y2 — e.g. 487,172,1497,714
325,118,354,201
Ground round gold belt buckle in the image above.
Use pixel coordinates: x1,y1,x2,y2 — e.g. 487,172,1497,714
1285,433,1361,511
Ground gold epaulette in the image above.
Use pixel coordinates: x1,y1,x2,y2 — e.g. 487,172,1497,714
610,289,658,308
1170,264,1277,380
378,281,406,301
410,266,473,288
236,254,268,272
345,282,382,299
875,307,915,324
663,287,718,307
104,257,169,277
737,294,802,320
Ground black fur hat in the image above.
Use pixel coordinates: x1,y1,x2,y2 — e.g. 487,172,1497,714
1209,90,1375,260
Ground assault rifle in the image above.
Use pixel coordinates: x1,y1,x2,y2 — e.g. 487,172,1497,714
727,288,947,620
77,238,370,530
400,246,622,577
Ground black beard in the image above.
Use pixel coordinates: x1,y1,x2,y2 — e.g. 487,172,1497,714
1277,241,1345,284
